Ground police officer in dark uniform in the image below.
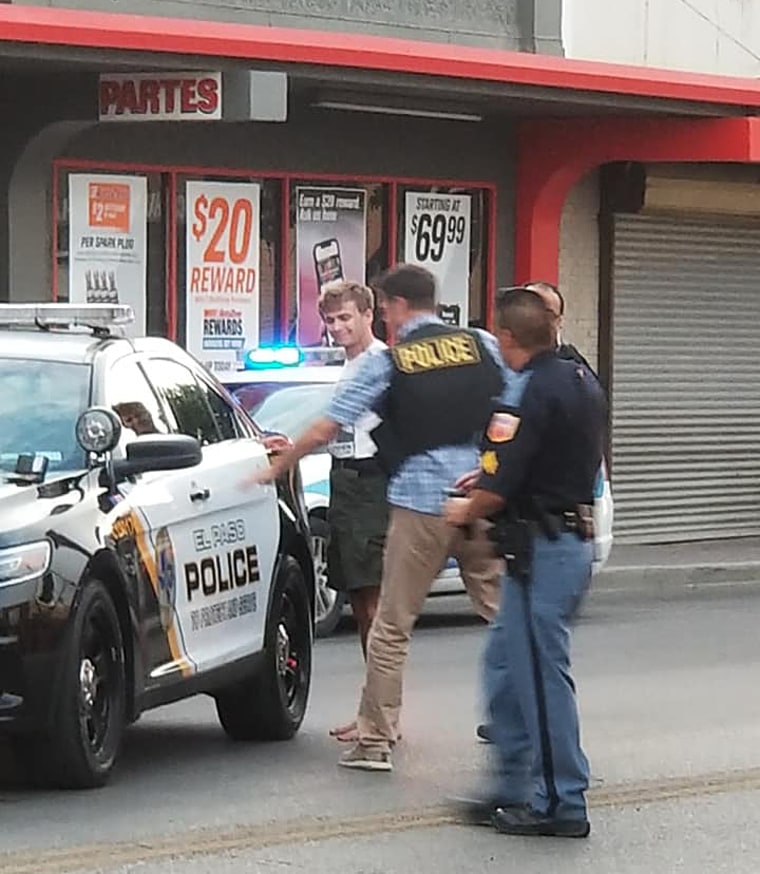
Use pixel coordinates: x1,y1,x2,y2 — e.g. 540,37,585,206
445,287,606,838
474,279,600,748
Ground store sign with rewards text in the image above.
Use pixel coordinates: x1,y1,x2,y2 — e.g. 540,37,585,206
186,181,261,373
404,192,471,327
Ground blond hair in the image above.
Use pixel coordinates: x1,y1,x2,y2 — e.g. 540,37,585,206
318,280,374,315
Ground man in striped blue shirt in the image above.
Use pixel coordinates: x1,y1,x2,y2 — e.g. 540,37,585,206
257,264,508,772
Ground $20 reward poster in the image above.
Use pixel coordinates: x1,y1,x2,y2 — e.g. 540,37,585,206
186,181,261,373
404,192,471,327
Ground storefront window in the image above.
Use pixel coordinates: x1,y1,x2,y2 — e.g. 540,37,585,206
287,181,388,346
176,174,282,358
54,164,493,370
55,169,167,336
396,185,490,328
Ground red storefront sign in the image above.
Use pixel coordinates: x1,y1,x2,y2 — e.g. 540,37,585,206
99,73,222,121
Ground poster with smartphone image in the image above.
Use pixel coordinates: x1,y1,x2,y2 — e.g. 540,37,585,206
295,186,366,346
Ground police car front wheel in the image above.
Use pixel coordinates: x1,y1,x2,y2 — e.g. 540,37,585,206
15,580,126,789
214,555,312,741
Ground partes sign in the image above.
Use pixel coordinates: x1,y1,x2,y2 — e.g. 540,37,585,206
99,73,222,121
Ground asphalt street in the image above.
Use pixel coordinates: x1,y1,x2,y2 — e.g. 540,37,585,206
2,588,760,873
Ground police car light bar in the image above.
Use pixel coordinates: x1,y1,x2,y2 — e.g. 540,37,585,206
0,303,135,330
243,345,345,370
302,346,345,365
244,346,303,369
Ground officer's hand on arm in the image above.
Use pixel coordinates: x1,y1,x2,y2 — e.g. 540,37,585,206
241,417,341,489
454,468,481,494
446,399,544,524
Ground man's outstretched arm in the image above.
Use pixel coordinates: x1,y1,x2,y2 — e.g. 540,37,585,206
249,417,341,485
244,346,392,486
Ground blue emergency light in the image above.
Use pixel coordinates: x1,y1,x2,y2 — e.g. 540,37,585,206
242,345,345,370
244,346,304,369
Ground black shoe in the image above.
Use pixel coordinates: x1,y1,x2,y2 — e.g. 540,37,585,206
493,806,590,838
448,795,526,827
476,723,493,744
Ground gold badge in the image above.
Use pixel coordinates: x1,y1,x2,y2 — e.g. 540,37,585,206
481,450,499,475
486,412,520,443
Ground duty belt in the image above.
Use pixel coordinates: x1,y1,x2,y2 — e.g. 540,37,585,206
538,505,594,541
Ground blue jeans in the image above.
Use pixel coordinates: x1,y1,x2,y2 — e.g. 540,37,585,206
482,532,592,820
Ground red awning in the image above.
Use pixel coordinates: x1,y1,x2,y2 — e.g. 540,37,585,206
1,4,759,110
515,116,760,282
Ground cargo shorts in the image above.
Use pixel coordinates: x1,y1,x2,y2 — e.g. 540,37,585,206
326,465,389,592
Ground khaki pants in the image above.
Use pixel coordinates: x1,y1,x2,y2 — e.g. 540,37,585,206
356,506,503,752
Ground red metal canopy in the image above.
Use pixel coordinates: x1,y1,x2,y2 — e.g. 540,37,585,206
515,116,760,283
1,4,760,108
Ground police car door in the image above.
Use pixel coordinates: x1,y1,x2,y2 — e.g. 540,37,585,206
142,357,279,674
105,354,208,686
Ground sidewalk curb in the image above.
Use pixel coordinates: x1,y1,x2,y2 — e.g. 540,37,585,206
592,561,760,597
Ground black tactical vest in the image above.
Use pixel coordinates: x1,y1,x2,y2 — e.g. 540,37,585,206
372,322,504,469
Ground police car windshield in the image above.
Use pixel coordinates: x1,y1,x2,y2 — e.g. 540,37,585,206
234,383,335,440
0,358,91,476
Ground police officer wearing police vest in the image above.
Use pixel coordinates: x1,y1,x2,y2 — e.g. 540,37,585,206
445,287,606,838
252,263,506,772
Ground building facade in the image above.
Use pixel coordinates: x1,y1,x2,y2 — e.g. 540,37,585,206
563,0,760,77
1,1,760,545
558,0,760,543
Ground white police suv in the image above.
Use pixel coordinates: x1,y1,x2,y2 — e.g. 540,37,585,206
0,305,315,789
221,346,344,635
221,346,614,637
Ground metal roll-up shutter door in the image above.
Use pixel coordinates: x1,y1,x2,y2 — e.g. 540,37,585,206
611,214,760,543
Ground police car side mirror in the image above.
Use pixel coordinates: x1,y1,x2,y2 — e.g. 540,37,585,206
111,434,202,482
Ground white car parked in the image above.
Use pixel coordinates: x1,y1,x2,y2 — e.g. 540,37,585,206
222,347,613,637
